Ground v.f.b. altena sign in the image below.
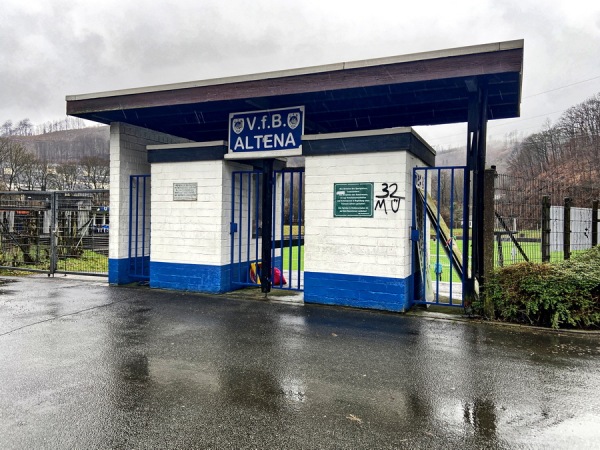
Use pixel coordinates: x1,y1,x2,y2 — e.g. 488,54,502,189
228,106,304,152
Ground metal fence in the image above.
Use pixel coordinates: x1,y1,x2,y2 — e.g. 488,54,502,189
413,166,470,306
0,190,109,276
230,169,304,291
494,172,599,266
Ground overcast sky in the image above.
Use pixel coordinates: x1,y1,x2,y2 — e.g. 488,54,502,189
1,0,599,149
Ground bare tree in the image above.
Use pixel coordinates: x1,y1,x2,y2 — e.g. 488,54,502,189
34,158,53,191
1,120,14,136
54,162,81,190
508,92,599,180
0,138,9,189
18,153,41,190
15,118,33,136
0,138,35,190
80,156,109,189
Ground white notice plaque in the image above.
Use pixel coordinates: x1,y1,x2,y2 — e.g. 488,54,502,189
173,182,197,201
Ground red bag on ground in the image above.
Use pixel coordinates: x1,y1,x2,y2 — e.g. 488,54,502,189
249,263,287,285
272,267,287,286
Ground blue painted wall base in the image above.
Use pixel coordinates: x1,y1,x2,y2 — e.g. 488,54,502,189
111,259,413,312
304,271,412,312
109,257,151,285
150,261,232,293
109,258,136,285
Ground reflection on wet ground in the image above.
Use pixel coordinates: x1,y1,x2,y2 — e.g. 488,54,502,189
463,398,497,440
1,275,599,448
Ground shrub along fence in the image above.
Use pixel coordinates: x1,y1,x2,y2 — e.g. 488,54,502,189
479,168,600,328
486,245,600,329
0,190,109,276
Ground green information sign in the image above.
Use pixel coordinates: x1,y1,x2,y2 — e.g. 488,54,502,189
334,182,374,218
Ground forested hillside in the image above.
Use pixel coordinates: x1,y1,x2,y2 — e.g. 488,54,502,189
0,118,109,190
507,93,599,185
14,127,109,162
436,92,599,202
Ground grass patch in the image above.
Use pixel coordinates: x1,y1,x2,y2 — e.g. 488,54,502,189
0,269,36,276
0,250,108,275
428,238,582,283
282,246,304,271
57,250,108,273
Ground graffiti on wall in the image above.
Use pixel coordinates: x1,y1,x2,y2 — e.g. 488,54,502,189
375,183,405,215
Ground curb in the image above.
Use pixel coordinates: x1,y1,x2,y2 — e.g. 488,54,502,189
406,310,600,335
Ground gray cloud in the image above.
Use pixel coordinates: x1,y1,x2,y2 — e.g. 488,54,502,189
1,0,599,148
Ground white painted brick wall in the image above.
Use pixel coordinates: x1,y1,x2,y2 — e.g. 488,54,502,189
304,151,423,279
151,160,225,266
109,123,189,260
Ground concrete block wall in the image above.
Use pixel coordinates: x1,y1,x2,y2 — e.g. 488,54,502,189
108,122,188,284
150,159,233,292
303,150,421,311
151,160,224,265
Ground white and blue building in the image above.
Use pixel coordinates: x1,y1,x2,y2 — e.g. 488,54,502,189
66,40,524,312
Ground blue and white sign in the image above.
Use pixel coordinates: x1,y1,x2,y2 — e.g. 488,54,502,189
228,106,304,152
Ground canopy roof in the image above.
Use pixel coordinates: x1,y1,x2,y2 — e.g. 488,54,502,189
67,40,523,142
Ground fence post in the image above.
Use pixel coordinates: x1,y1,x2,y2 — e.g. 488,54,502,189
49,192,58,276
593,200,599,248
563,197,571,260
481,166,496,319
541,195,551,262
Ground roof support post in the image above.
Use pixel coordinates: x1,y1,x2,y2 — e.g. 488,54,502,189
260,159,274,294
465,78,488,308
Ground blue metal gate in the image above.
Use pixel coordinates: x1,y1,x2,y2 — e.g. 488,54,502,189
230,168,304,291
411,166,470,306
129,175,150,281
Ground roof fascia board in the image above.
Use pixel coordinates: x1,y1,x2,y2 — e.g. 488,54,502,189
66,40,523,102
67,49,523,116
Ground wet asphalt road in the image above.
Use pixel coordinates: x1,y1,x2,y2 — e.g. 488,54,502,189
1,276,599,449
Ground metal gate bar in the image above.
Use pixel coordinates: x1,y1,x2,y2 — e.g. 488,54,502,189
412,166,470,307
128,175,150,280
272,169,304,290
230,170,262,287
230,168,304,291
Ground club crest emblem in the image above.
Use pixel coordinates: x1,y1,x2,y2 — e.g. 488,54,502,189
232,118,244,134
287,112,300,130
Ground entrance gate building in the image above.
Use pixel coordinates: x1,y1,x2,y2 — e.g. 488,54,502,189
67,40,524,313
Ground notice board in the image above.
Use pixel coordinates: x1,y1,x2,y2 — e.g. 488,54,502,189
333,183,374,218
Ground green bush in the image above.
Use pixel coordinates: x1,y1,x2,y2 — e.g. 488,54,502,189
485,245,600,329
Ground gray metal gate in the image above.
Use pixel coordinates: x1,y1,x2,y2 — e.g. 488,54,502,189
412,167,470,307
0,190,109,276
